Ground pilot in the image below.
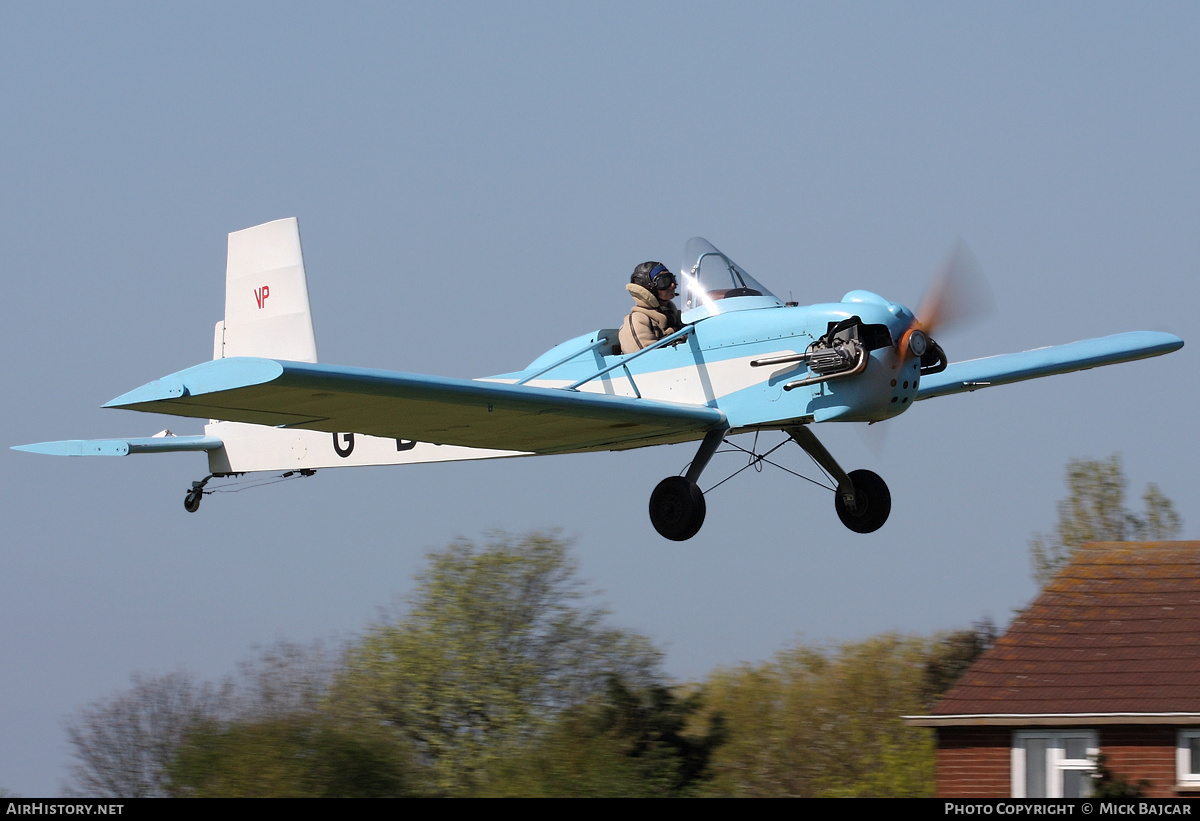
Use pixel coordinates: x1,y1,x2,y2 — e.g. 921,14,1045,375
619,261,684,352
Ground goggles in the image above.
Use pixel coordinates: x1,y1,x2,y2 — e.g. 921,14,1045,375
646,264,676,291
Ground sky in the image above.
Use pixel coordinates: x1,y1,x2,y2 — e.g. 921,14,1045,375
2,2,1198,796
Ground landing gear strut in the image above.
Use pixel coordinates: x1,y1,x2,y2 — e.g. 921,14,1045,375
647,426,892,539
788,426,891,534
648,427,727,541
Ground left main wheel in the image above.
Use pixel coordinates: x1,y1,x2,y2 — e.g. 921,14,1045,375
834,469,891,533
649,476,706,541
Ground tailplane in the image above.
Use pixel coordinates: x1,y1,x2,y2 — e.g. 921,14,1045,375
14,218,525,499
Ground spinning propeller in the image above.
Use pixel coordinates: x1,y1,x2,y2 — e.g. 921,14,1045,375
861,241,995,455
898,240,995,364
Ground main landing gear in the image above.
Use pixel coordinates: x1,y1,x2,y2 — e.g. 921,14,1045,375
647,425,892,541
649,428,725,541
787,426,890,534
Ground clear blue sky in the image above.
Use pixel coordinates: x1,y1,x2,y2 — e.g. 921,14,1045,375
3,2,1197,796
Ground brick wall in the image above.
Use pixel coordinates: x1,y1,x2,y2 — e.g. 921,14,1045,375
934,725,1188,798
935,727,1011,798
1100,726,1179,798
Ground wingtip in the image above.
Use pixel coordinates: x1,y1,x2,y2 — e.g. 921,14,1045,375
104,380,187,409
103,357,285,409
12,440,126,456
1136,330,1185,356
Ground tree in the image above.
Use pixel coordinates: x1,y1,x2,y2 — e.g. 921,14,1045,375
64,671,229,797
691,635,937,797
1090,753,1150,798
166,714,413,797
64,640,329,797
228,639,334,720
923,619,997,702
332,532,663,795
162,640,415,797
1030,454,1182,586
483,677,724,797
60,538,663,798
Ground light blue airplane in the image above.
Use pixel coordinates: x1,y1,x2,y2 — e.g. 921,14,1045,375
15,219,1184,540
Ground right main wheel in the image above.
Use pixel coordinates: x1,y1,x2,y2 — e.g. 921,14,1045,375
649,476,706,541
834,469,891,534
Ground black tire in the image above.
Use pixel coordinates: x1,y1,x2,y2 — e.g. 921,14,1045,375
184,491,201,513
649,476,707,541
834,469,891,533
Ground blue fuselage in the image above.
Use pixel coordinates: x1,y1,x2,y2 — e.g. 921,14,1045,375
497,291,923,431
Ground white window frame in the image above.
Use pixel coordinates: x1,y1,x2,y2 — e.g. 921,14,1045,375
1177,730,1200,787
1012,730,1098,798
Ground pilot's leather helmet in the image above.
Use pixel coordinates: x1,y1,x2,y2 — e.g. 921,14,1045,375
631,261,676,292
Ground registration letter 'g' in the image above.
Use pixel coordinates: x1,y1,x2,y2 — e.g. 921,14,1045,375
333,432,355,457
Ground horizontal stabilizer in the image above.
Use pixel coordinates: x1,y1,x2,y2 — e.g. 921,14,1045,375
13,435,223,457
917,331,1183,401
104,357,728,454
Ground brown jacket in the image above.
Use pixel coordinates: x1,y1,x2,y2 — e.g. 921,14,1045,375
619,283,683,352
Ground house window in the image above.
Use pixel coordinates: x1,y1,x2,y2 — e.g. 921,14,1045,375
1177,730,1200,786
1012,730,1098,798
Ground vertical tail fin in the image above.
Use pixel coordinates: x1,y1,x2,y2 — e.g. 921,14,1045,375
213,217,319,363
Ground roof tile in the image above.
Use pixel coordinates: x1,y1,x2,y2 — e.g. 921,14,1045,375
932,542,1200,716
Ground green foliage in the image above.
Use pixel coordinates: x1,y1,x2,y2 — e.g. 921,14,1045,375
1030,454,1182,586
332,532,662,795
157,640,390,797
167,716,412,797
65,537,662,798
692,635,937,797
923,619,996,704
1090,753,1151,798
63,530,999,798
483,677,724,796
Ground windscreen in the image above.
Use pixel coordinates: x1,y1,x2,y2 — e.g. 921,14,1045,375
679,237,783,320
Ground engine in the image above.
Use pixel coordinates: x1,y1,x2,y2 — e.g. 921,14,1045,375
805,315,891,376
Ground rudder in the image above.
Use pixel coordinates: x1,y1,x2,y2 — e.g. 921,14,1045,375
214,217,319,363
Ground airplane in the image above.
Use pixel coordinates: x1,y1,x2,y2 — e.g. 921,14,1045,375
14,218,1184,540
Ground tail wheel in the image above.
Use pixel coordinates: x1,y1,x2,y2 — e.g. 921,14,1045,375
184,490,202,513
834,469,891,533
649,476,706,541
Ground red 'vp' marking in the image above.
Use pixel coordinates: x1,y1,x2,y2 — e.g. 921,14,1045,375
254,285,270,308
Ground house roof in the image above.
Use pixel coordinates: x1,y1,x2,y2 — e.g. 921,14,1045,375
927,542,1200,718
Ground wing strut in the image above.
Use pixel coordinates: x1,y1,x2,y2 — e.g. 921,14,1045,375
565,325,692,391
